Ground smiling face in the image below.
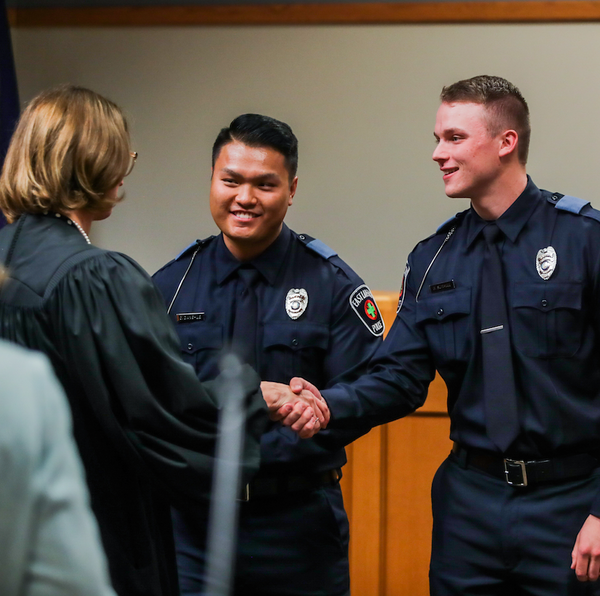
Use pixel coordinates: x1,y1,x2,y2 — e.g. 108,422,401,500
432,101,506,202
210,141,297,261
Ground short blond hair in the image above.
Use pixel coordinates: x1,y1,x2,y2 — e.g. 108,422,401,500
440,75,530,165
0,85,131,223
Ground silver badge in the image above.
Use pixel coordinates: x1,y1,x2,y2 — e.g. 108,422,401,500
285,288,308,320
536,246,557,281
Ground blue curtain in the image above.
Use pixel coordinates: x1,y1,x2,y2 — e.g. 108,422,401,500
0,0,19,228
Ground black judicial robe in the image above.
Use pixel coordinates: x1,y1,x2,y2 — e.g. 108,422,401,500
0,213,267,596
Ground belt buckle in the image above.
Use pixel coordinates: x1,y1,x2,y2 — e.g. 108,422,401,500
504,458,528,487
238,483,250,502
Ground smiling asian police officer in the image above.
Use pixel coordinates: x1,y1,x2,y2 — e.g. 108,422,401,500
153,114,383,596
277,75,600,595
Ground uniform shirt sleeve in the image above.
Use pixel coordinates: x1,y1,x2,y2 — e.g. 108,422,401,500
309,261,384,449
588,239,600,517
323,251,436,429
47,252,267,510
0,345,116,596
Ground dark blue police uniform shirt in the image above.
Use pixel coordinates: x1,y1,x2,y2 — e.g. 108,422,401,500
153,223,383,476
323,178,600,510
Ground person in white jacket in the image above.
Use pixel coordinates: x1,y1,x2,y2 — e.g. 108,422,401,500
0,337,116,596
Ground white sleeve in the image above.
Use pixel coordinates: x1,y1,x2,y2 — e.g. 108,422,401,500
0,344,116,596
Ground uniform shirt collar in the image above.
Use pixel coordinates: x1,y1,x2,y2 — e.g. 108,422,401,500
465,176,541,248
215,223,292,285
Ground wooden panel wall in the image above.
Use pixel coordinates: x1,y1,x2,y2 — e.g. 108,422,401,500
340,291,451,596
9,2,600,27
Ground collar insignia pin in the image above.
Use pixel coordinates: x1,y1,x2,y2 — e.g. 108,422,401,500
536,246,557,281
285,288,308,320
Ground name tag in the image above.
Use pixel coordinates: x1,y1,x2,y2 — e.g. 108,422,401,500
176,312,205,323
430,280,455,294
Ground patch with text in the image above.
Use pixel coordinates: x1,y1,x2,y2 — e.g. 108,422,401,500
350,284,385,337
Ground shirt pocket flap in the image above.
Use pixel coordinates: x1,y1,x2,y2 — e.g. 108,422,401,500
415,287,472,324
513,282,582,312
178,323,223,354
263,322,329,351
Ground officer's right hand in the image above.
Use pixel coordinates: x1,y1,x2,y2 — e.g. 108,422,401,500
260,381,330,438
572,514,600,582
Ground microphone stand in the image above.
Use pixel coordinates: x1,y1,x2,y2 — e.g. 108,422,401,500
204,354,247,596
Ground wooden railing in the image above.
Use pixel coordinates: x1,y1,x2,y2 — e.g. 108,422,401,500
340,291,451,595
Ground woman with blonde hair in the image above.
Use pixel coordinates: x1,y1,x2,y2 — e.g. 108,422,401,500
0,85,284,596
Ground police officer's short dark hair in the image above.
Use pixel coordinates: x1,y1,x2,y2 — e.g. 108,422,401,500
212,114,298,181
440,75,530,165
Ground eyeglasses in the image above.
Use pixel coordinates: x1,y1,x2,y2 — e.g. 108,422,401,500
125,151,138,177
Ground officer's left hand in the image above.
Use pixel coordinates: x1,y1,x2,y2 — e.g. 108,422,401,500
572,514,600,581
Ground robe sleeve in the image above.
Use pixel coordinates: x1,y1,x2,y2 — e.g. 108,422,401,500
47,250,267,510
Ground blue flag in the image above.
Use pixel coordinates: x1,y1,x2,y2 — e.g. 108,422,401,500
0,0,19,228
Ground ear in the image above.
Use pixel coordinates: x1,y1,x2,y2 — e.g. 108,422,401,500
498,130,519,158
288,176,298,206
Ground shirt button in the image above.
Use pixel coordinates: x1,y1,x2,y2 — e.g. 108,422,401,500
187,343,193,351
291,338,299,346
541,299,548,308
437,308,444,317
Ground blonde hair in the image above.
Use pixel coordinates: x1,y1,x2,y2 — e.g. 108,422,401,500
440,75,530,165
0,85,131,223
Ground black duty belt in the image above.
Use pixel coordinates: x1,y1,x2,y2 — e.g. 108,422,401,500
452,443,599,488
239,468,341,502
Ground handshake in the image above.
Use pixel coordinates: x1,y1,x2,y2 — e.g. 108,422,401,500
261,379,328,439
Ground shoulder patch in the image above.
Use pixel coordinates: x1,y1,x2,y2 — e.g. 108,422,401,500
298,233,338,259
554,195,590,215
349,284,385,337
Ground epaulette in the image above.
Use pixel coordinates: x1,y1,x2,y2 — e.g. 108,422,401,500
297,233,338,259
436,210,467,234
412,210,465,253
174,235,215,261
296,232,364,286
549,193,589,214
549,193,600,224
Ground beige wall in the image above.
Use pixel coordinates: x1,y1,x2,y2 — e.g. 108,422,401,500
11,24,600,290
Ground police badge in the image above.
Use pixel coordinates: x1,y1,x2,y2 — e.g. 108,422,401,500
285,288,308,320
536,246,557,281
